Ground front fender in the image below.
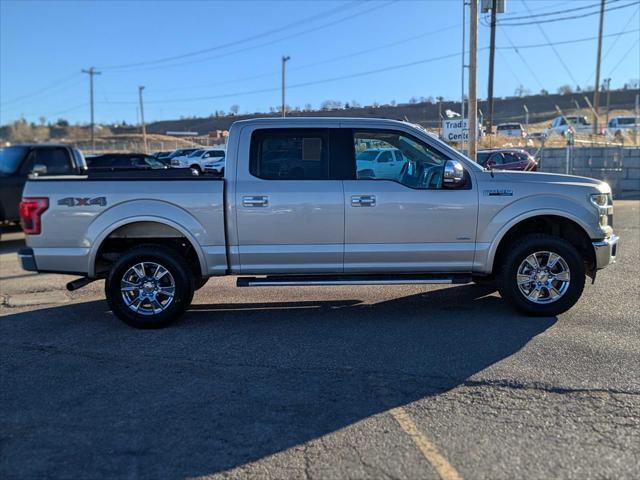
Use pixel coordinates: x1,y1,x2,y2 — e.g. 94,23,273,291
86,200,209,278
475,194,599,273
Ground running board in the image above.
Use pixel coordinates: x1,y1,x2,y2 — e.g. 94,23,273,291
237,274,472,287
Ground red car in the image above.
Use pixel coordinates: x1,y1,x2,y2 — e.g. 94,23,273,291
476,149,537,171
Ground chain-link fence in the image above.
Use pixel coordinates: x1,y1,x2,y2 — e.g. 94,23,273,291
527,145,640,198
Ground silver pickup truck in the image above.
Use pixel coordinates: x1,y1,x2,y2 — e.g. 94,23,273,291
18,118,618,328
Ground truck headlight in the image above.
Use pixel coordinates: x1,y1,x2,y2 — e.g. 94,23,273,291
590,193,612,227
590,193,608,208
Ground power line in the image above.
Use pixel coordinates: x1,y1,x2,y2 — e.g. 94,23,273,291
585,6,640,84
494,1,636,26
494,28,639,50
500,27,546,91
100,1,386,71
0,73,81,106
95,24,640,107
96,51,468,106
103,1,397,74
491,0,616,22
98,27,639,105
521,0,579,87
608,37,640,75
496,48,524,86
129,23,459,95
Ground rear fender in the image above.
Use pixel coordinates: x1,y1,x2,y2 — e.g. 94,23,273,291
86,200,208,278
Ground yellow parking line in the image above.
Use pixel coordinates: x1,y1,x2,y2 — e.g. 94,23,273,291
390,407,462,480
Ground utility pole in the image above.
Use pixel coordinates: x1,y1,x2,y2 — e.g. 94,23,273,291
592,0,606,135
468,0,478,161
461,0,467,153
635,93,639,145
281,55,290,117
81,67,101,152
603,78,611,128
138,86,148,154
523,104,529,134
486,0,497,134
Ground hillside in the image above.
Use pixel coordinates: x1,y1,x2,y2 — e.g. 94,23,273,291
142,88,639,136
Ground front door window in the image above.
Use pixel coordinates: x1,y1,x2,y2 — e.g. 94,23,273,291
354,130,448,189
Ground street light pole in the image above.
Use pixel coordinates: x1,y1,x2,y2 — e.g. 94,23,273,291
281,55,291,117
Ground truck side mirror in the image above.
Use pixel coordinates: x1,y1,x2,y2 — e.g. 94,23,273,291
31,164,47,176
443,160,465,187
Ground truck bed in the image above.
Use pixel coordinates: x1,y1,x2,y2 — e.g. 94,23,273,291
22,173,227,277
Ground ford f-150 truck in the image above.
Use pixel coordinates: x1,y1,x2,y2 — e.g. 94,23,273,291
18,118,618,328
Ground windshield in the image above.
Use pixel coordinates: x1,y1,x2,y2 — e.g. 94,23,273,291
143,156,166,167
476,152,490,165
0,146,29,174
189,149,205,158
356,150,379,161
567,116,590,125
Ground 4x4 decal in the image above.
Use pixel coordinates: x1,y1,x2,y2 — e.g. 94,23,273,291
57,196,107,207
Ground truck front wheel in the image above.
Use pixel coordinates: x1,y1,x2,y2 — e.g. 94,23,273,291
497,234,585,317
105,246,195,328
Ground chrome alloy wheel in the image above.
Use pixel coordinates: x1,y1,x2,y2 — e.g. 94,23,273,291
120,262,175,315
516,251,570,304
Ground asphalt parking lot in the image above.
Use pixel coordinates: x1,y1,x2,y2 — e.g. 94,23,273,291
1,201,639,480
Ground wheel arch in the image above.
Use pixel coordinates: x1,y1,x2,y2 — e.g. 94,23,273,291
487,211,596,276
89,217,207,278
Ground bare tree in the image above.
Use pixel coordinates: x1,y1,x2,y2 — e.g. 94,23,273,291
229,104,239,115
557,84,573,95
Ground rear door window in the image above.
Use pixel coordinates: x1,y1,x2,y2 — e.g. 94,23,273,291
250,128,329,180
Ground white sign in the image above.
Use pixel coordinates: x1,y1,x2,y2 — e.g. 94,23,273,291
442,119,469,142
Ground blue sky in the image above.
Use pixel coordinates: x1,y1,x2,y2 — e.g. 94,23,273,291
1,0,639,125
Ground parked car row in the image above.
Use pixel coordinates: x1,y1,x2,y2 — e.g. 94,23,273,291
490,115,638,140
165,147,226,173
86,153,169,171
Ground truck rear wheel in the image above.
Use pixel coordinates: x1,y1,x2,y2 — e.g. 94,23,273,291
105,246,194,329
497,234,585,317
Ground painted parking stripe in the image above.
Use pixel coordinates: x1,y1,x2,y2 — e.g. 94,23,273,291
390,406,462,480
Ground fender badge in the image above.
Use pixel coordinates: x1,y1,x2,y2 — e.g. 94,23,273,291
483,189,513,197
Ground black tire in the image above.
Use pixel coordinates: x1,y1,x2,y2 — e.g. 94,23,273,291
190,164,202,173
497,233,585,317
105,245,195,329
472,274,496,287
194,276,208,290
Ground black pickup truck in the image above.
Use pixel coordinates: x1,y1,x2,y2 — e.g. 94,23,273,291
0,144,87,224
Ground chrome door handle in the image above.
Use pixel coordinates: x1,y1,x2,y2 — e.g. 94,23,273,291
243,195,269,207
351,195,376,207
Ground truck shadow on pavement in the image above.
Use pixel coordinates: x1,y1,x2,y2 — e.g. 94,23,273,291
1,284,556,479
